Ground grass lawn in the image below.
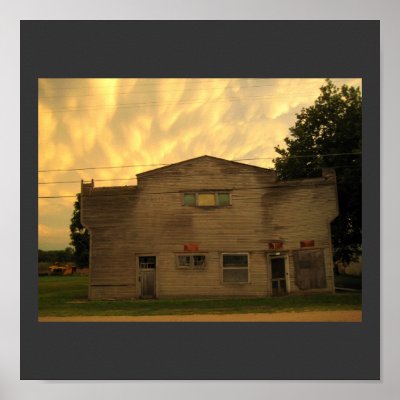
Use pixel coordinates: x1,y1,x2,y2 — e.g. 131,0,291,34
38,275,362,317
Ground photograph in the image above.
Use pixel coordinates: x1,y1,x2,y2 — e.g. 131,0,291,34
38,77,362,322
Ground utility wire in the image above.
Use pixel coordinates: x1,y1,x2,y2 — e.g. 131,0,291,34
39,163,169,173
39,83,276,99
38,78,359,92
38,153,361,173
38,165,360,185
39,177,137,184
38,180,341,199
38,92,332,113
38,78,239,91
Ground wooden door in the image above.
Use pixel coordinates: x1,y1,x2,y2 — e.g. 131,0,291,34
271,257,287,296
138,256,156,298
293,249,327,290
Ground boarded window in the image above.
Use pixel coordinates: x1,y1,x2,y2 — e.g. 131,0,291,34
183,192,231,207
177,254,206,268
183,193,196,206
197,193,216,206
293,249,327,290
217,193,230,206
222,253,249,283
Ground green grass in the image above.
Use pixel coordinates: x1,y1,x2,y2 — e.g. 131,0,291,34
38,275,362,317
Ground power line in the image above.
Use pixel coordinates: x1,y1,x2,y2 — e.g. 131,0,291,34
39,177,137,184
38,92,330,113
39,195,77,199
38,153,361,173
236,153,361,161
38,78,239,91
38,180,341,199
38,163,169,173
39,83,276,99
38,77,359,92
38,164,360,185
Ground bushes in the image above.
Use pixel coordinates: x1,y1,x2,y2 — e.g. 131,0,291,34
38,247,74,263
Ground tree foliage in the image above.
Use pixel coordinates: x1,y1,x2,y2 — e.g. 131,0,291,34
69,194,90,267
38,247,74,263
274,79,362,263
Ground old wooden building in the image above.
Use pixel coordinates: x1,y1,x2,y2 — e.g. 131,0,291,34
81,155,338,300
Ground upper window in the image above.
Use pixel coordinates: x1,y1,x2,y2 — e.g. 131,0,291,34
183,192,231,207
222,253,249,283
177,254,206,269
183,193,196,206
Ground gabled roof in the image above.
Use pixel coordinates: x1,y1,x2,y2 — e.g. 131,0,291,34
136,155,274,177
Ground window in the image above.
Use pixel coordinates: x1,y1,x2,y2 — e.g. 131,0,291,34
217,193,230,206
183,192,231,207
198,193,216,206
177,254,206,268
183,193,196,206
222,253,249,283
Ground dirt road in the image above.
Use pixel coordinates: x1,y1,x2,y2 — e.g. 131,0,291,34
39,310,361,322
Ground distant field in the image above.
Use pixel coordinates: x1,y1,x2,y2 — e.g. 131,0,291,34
38,276,362,318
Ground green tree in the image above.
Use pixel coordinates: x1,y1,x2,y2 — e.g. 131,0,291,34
38,247,75,263
69,194,90,267
274,79,362,263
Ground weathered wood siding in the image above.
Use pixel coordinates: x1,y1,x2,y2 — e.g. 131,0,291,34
81,186,138,299
81,156,338,299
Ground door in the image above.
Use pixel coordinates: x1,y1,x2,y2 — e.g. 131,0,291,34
270,256,288,296
138,256,156,298
293,249,327,290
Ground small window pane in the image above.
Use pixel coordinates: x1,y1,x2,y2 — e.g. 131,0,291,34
183,193,196,206
178,256,191,267
198,193,216,206
193,255,206,267
223,268,248,283
139,256,156,269
217,193,230,206
271,258,285,278
223,254,248,267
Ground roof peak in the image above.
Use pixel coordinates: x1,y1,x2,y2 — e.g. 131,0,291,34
137,155,273,177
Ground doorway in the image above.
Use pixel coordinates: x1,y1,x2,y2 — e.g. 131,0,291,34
270,256,289,296
138,256,156,298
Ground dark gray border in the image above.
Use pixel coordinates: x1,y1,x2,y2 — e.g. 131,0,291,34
21,20,379,380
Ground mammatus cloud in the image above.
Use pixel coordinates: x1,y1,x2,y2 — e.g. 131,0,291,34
38,223,71,249
38,78,362,249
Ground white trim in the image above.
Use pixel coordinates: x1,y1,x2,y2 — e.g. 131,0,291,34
175,253,207,269
268,253,290,294
220,252,250,284
182,191,232,207
136,254,157,299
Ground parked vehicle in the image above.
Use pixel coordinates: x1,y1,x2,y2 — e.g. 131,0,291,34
49,262,76,276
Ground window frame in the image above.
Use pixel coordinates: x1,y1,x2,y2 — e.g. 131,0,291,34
176,253,207,269
182,191,232,207
221,252,250,284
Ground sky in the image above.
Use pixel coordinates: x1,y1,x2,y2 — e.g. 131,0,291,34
38,78,361,250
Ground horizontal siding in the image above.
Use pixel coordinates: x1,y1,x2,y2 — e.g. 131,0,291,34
82,157,338,299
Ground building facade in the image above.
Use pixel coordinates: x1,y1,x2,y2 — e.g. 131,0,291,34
81,155,338,300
